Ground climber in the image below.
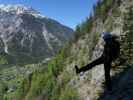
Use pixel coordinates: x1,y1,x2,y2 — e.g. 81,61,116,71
75,32,120,91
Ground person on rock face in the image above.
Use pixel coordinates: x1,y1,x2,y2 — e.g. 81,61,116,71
75,32,120,91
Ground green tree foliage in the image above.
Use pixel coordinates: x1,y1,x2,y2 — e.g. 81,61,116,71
94,0,114,21
0,52,8,64
25,52,78,100
74,0,115,41
74,17,93,41
74,25,82,41
4,45,78,100
80,17,93,33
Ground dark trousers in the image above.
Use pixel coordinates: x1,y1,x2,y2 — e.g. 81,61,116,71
79,56,112,90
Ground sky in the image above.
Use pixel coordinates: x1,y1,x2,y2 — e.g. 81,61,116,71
0,0,98,29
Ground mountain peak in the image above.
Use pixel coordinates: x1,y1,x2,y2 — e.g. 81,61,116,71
0,4,46,18
0,4,31,12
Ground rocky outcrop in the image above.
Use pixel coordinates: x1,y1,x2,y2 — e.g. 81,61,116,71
64,0,133,100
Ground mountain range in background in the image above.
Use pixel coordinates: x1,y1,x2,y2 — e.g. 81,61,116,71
0,4,74,64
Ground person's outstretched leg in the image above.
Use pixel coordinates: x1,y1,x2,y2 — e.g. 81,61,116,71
75,56,104,74
104,61,112,91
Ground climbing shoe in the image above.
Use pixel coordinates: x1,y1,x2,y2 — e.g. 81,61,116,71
75,65,80,74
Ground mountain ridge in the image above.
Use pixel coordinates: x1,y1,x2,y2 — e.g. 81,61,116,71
0,4,74,63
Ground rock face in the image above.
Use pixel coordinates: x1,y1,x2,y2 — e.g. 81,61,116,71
64,0,133,100
0,4,73,61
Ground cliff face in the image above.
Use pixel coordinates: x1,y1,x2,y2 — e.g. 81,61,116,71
64,0,133,100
